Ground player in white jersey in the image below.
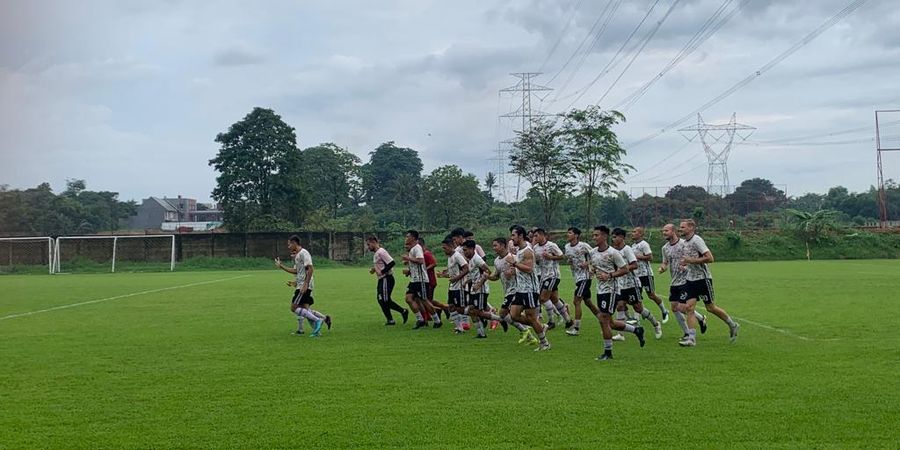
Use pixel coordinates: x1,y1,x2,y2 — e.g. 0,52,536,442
505,225,550,351
367,235,409,325
678,220,739,345
276,235,331,337
487,237,532,343
588,226,646,361
463,230,487,258
563,227,599,336
438,237,470,333
402,230,441,330
532,228,573,330
611,228,662,340
631,227,669,323
462,240,505,338
659,223,706,342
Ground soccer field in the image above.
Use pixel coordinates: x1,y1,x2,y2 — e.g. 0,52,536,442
1,260,898,449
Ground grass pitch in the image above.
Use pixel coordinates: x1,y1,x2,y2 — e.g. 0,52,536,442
1,260,898,449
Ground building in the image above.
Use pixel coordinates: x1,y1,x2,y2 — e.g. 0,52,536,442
126,196,224,231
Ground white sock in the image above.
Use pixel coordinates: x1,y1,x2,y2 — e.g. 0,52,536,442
674,311,689,333
415,311,423,321
554,301,570,321
574,319,581,329
641,308,659,326
542,301,557,321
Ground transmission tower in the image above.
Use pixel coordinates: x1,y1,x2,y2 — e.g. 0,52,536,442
678,113,755,196
496,73,552,202
876,109,900,228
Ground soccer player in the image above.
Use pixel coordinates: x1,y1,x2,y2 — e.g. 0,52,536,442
402,230,441,329
588,226,645,361
487,237,532,342
659,223,704,343
367,235,409,325
463,240,505,338
678,219,740,345
438,237,470,333
532,228,572,329
276,235,331,337
419,237,449,318
611,228,662,340
462,230,487,258
505,225,551,351
563,227,598,336
631,226,669,323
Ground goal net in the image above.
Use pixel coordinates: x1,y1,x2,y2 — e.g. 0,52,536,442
54,235,175,274
0,237,54,274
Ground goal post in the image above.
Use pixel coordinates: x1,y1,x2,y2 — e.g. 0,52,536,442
54,235,176,274
0,237,55,275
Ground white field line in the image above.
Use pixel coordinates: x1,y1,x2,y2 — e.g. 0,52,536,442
733,315,842,342
1,275,251,321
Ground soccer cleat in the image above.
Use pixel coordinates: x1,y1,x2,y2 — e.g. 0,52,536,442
635,326,646,348
475,334,487,339
654,323,663,339
518,330,531,344
324,315,332,330
444,309,451,320
678,337,696,347
546,321,557,330
527,334,540,346
500,320,509,332
699,316,708,334
432,321,443,329
385,320,396,326
534,342,551,352
661,309,670,324
730,322,740,343
453,328,463,335
401,309,410,324
312,319,324,335
596,351,613,361
564,320,574,330
292,330,304,335
612,333,625,342
565,327,580,336
413,320,428,329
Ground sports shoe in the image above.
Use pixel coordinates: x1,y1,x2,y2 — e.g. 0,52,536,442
678,337,696,347
527,333,540,346
596,351,613,361
612,333,625,342
565,327,580,336
312,319,324,335
661,309,670,324
518,330,531,344
729,322,740,343
654,323,663,339
699,315,708,334
432,321,443,329
453,328,463,335
635,326,646,348
292,330,304,335
413,320,428,329
564,320,574,330
546,321,557,330
324,315,332,330
401,309,410,324
385,320,396,326
475,334,487,339
534,342,551,352
500,320,509,332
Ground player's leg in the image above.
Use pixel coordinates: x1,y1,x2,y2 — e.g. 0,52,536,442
634,301,662,339
383,275,408,323
699,279,739,341
681,297,699,346
376,278,395,324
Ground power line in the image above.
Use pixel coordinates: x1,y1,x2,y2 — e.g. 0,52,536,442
627,0,870,149
751,119,900,144
537,0,585,75
545,0,621,96
625,139,693,181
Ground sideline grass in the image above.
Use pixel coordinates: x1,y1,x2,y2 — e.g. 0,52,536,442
1,260,898,448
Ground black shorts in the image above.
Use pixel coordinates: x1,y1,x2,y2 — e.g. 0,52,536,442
425,284,435,301
447,290,463,307
596,292,617,315
639,275,655,294
540,277,561,292
617,287,640,305
512,292,540,309
574,279,592,300
469,293,489,311
669,285,688,303
291,289,314,306
377,275,395,302
501,294,515,310
685,279,715,304
406,282,427,300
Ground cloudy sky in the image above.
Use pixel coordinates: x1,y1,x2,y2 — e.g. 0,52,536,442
1,0,899,203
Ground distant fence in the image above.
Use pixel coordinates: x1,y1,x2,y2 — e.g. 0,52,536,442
177,232,381,261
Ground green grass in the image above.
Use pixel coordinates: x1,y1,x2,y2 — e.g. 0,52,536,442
1,261,898,448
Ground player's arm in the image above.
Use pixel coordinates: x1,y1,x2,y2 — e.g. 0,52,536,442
449,263,469,283
658,246,668,274
275,258,298,274
635,251,652,262
473,262,491,289
404,252,425,264
301,264,314,292
685,250,714,264
513,249,534,273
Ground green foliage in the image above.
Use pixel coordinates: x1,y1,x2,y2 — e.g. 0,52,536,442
0,181,135,235
301,143,361,217
419,165,485,229
510,118,574,226
360,141,423,226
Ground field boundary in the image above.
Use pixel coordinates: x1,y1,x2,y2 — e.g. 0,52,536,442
733,315,842,341
0,275,252,321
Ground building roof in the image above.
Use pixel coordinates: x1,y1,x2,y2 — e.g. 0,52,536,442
150,197,178,212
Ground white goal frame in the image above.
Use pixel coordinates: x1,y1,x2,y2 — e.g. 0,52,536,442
54,235,176,273
0,236,55,274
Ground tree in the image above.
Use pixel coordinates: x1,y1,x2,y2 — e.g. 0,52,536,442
725,178,786,214
301,143,362,217
484,172,496,203
559,106,632,225
419,165,485,229
360,142,423,226
784,208,842,260
209,107,305,231
510,118,574,226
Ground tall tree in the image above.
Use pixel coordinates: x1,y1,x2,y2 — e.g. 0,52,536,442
209,107,305,231
559,106,632,225
361,141,423,226
725,178,787,214
301,143,362,217
484,171,496,203
420,165,485,229
510,118,574,226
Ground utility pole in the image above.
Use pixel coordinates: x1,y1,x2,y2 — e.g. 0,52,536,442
876,109,900,228
679,113,755,196
498,73,552,202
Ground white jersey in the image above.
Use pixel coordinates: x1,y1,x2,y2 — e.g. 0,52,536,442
293,248,314,291
467,253,490,294
407,244,428,283
494,255,517,297
614,245,639,291
682,234,712,281
564,241,593,282
631,239,653,278
662,238,688,286
446,251,468,291
588,245,626,295
534,241,562,280
513,246,539,294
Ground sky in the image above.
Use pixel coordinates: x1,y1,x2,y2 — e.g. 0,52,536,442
1,0,899,203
